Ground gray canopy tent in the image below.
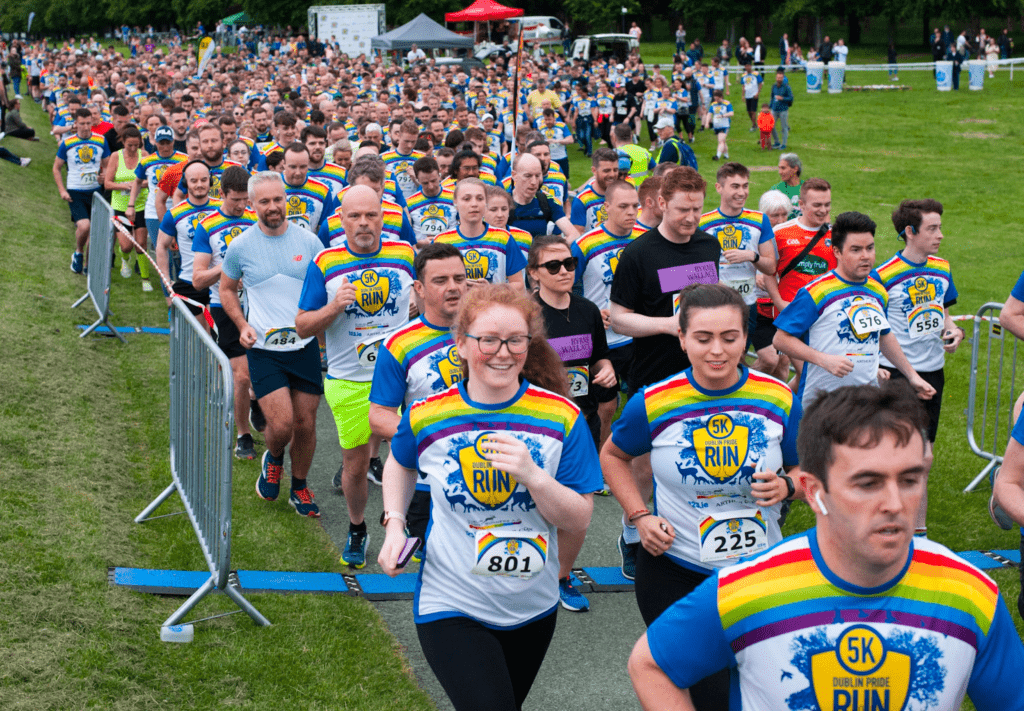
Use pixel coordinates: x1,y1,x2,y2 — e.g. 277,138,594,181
370,13,475,52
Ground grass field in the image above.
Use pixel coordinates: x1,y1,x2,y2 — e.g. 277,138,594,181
2,55,1023,709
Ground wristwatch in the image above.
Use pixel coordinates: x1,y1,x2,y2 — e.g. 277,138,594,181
752,251,760,264
779,474,795,500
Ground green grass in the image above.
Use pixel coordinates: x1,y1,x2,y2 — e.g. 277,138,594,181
0,102,433,709
3,60,1024,709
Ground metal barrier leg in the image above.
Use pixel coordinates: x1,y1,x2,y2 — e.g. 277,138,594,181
72,292,90,308
162,575,217,627
223,582,273,626
135,482,178,523
964,458,999,494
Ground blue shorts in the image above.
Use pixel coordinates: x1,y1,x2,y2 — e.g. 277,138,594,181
714,127,729,135
247,339,324,400
68,189,98,223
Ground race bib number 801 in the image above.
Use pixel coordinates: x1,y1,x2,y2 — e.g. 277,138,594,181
472,529,547,580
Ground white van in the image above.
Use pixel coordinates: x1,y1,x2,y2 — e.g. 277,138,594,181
508,16,565,46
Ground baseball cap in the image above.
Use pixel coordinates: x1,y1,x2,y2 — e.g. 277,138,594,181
654,116,675,130
154,126,174,142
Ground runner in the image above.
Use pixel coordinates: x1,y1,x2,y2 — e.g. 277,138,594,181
435,178,526,291
570,148,619,232
220,171,325,518
368,243,467,555
531,234,616,613
406,156,456,246
303,124,347,197
321,156,416,247
296,185,416,565
156,160,221,316
128,125,186,266
603,283,801,710
630,382,1024,711
103,126,152,291
53,107,110,273
380,119,425,200
378,283,602,711
281,142,337,235
192,165,259,460
773,211,936,409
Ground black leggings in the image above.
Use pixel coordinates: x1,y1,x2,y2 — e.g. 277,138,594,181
417,611,557,711
634,548,731,711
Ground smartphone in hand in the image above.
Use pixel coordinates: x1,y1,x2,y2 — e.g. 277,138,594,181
397,537,421,568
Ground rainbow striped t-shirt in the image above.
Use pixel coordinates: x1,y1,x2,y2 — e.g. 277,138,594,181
646,532,1024,711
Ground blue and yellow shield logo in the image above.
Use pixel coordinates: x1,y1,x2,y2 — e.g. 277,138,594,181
458,432,516,509
692,413,749,481
76,145,96,164
438,345,462,387
286,194,306,217
907,276,936,306
810,626,910,711
608,248,623,275
718,224,742,251
464,250,491,280
355,269,390,315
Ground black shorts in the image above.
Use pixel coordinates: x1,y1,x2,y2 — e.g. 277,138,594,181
593,341,632,404
751,310,777,352
745,96,759,113
880,367,945,442
30,76,41,87
247,339,324,400
172,280,210,318
115,209,146,230
210,306,246,359
68,189,97,223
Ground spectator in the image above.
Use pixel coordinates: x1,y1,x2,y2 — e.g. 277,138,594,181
779,33,791,65
888,41,899,82
818,35,834,63
998,29,1013,59
986,38,999,77
769,70,793,150
833,38,849,63
629,22,642,42
735,37,753,66
406,43,426,65
4,96,38,140
753,36,767,67
675,24,686,57
0,143,31,167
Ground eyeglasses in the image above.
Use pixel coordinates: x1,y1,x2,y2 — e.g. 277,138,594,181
537,257,578,275
464,334,532,355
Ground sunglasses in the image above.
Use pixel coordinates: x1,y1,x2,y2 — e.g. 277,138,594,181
537,257,578,275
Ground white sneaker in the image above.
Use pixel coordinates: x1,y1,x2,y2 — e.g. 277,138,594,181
120,257,133,279
141,280,154,292
20,157,31,167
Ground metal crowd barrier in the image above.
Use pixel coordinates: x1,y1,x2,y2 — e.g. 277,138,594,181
136,298,270,628
72,193,126,343
964,302,1022,493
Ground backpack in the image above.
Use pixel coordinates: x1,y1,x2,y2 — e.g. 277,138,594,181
511,191,553,225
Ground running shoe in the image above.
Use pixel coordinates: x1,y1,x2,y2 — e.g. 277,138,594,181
367,456,384,486
618,533,639,581
595,484,612,496
249,399,266,433
235,433,256,460
342,528,369,568
289,486,321,517
559,577,590,612
141,280,154,292
70,251,84,274
20,157,31,167
257,450,282,501
120,257,133,279
332,461,343,489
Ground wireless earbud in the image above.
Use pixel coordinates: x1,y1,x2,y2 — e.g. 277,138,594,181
814,490,828,516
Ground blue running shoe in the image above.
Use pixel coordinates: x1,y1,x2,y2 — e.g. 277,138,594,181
342,528,369,568
70,251,84,274
289,486,320,517
618,534,638,581
559,577,590,612
257,450,282,501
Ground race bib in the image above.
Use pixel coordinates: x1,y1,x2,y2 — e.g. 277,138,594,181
908,303,944,340
264,327,300,349
356,331,389,369
713,114,728,129
723,276,755,298
567,366,589,397
697,509,768,563
471,529,547,579
419,218,447,237
845,301,887,340
81,171,98,187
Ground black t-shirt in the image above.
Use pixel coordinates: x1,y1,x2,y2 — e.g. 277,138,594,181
103,127,124,153
610,227,721,392
612,93,636,122
536,293,611,412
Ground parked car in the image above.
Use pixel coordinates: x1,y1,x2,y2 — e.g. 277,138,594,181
507,16,565,46
570,33,639,63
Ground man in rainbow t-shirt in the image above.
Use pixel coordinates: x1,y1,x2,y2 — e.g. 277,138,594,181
629,382,1024,711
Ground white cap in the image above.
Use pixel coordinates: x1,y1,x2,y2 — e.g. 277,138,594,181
365,122,383,135
654,116,675,130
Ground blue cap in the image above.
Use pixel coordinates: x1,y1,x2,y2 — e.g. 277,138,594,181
617,150,631,172
154,126,174,142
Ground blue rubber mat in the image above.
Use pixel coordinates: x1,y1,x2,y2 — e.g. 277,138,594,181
354,573,418,599
236,570,351,594
77,325,170,334
581,567,634,590
991,549,1021,564
109,567,211,594
957,551,1005,570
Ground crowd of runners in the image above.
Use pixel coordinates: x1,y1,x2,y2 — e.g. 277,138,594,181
15,29,1024,711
